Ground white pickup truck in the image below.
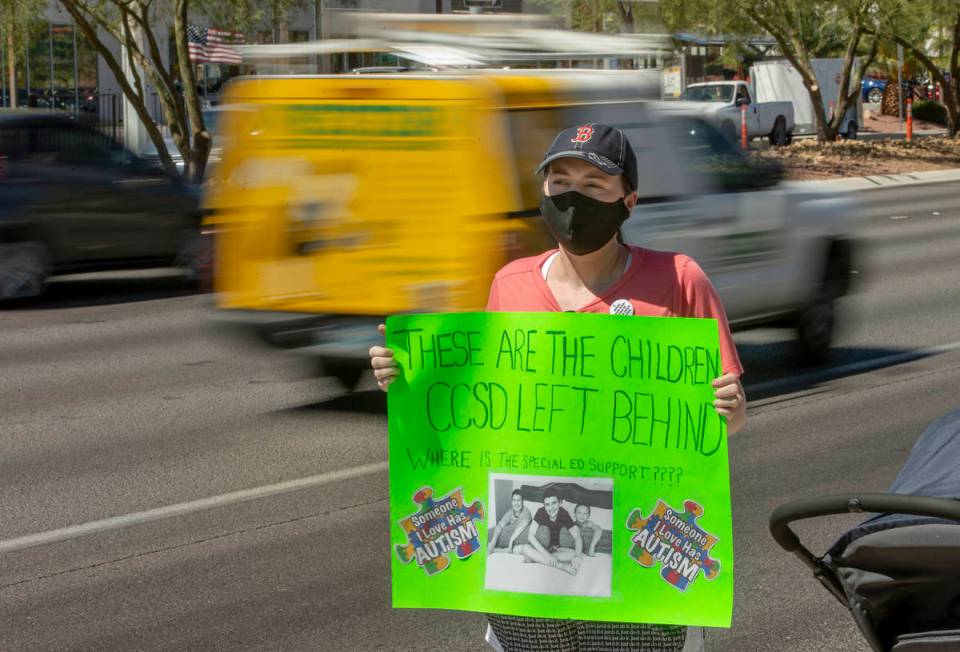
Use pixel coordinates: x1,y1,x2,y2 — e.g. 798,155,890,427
673,81,795,146
622,111,860,364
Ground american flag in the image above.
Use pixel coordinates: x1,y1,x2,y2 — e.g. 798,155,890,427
187,25,245,64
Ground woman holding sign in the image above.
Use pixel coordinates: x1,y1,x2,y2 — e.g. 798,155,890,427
370,123,745,651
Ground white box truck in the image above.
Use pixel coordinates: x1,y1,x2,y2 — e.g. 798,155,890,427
751,58,864,139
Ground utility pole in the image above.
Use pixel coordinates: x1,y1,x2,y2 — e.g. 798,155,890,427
897,43,904,127
72,24,79,118
1,39,6,108
48,22,54,100
313,0,328,73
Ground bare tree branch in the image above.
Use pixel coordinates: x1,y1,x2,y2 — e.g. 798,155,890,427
60,0,178,175
174,0,210,182
125,0,189,142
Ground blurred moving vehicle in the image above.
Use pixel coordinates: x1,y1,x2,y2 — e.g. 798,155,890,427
677,81,795,146
204,68,862,389
752,58,863,139
634,111,858,364
0,110,205,301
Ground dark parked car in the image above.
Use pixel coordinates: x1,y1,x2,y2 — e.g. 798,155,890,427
0,110,204,301
861,77,887,104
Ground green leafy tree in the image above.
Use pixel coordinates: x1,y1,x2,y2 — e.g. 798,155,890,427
0,0,46,108
870,1,960,137
533,0,665,34
60,0,300,182
659,0,880,141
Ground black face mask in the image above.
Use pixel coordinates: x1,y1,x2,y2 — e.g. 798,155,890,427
539,191,631,256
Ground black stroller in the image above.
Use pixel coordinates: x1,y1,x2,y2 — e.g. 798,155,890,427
770,407,960,651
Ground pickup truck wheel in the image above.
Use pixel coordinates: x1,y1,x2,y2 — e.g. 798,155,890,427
324,362,365,392
0,241,50,302
867,88,883,104
768,117,789,146
795,291,835,365
794,241,851,365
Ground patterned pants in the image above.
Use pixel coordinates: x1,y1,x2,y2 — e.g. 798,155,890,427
487,614,686,652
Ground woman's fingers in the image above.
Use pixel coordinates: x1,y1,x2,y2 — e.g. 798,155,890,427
373,365,398,380
711,372,737,388
374,367,397,392
713,382,739,399
371,355,397,370
372,324,394,393
712,372,744,417
713,394,740,408
369,345,393,359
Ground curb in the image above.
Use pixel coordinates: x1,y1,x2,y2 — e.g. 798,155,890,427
857,130,947,141
789,168,960,218
788,129,947,142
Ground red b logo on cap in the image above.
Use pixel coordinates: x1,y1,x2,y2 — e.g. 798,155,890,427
571,125,594,143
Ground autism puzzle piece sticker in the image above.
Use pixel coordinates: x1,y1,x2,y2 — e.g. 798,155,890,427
625,499,720,592
394,486,485,576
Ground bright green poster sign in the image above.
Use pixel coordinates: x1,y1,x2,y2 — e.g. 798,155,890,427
386,312,733,627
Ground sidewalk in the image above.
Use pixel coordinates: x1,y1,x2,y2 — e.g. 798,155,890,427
858,129,947,141
787,129,947,143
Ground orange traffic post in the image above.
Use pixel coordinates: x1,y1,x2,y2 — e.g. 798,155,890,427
906,97,913,142
740,103,748,150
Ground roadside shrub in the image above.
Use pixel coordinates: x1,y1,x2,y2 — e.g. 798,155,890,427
912,100,947,125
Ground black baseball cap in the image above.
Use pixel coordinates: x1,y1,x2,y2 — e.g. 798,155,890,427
536,123,638,191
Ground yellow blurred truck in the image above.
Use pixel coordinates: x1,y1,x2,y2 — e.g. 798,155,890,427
205,69,860,389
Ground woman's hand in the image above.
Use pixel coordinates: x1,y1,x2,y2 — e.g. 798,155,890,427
369,323,398,392
712,372,746,435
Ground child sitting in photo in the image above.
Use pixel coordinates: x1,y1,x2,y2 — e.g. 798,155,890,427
574,504,604,557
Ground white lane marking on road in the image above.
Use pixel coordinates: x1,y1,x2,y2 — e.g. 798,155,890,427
0,461,388,555
747,340,960,398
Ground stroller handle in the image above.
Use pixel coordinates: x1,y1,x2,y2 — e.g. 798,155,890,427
770,493,960,554
770,494,960,607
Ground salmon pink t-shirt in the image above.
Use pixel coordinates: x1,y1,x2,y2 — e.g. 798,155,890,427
486,245,743,377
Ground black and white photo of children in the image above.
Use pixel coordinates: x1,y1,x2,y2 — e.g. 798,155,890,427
484,474,613,598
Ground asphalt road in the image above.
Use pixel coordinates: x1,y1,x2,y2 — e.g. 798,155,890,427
2,205,960,651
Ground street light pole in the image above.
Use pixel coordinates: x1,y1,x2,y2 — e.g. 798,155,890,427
48,22,54,101
73,24,79,118
1,39,6,107
313,0,327,73
897,44,904,127
25,37,31,100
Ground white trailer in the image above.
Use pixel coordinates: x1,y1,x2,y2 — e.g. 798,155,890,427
751,58,864,138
